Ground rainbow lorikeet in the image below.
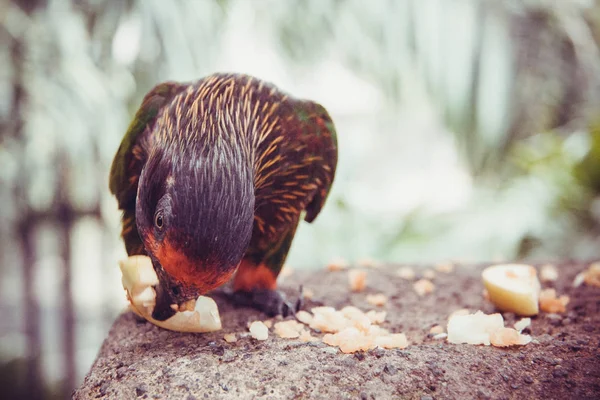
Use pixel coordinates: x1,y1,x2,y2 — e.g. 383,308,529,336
109,73,337,321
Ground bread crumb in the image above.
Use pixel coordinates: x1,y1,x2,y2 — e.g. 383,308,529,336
303,288,314,299
429,325,444,335
433,333,448,340
294,305,405,354
366,310,387,324
447,310,531,347
413,279,435,296
299,329,316,342
223,333,237,343
583,262,600,287
514,318,531,332
295,310,313,325
262,320,273,328
397,266,416,280
348,269,367,292
375,333,408,349
539,264,558,282
327,257,349,271
435,262,455,273
447,311,503,345
274,320,304,339
423,269,436,280
573,272,585,287
490,327,532,347
366,293,387,307
249,321,269,341
539,288,569,313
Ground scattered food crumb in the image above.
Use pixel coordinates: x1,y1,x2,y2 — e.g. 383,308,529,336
413,279,435,296
435,262,455,273
374,333,408,349
366,310,387,324
583,262,600,287
573,272,585,288
349,269,367,292
514,318,531,333
295,310,313,325
433,332,448,340
447,310,531,347
288,305,400,353
366,293,387,306
539,264,558,282
249,321,269,341
326,257,349,271
490,327,532,347
223,333,237,343
539,289,569,313
423,269,436,280
273,320,305,339
429,325,444,335
299,329,316,342
397,266,416,280
262,320,273,329
303,288,314,299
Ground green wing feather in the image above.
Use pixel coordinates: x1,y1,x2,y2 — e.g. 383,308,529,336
109,82,184,254
246,98,338,280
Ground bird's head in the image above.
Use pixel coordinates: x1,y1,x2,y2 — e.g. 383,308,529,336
136,143,255,321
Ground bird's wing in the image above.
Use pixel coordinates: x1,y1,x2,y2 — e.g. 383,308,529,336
241,98,338,286
295,100,338,223
109,82,184,254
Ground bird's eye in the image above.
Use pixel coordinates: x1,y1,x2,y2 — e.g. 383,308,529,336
154,212,164,230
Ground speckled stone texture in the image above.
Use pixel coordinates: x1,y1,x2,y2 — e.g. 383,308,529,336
74,262,600,399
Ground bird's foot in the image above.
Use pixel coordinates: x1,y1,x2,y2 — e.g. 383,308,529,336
230,288,303,317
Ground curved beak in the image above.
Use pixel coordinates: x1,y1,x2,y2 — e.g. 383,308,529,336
150,258,200,321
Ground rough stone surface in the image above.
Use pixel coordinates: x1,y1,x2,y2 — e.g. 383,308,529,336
74,262,600,399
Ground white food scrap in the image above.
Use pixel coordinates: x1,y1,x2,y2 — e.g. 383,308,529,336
282,305,404,353
223,333,237,343
583,262,600,288
249,321,269,341
447,311,531,347
429,325,444,335
423,270,436,280
366,293,387,307
295,310,313,325
539,288,570,313
413,279,435,296
327,257,350,271
397,266,416,280
539,264,558,282
303,288,315,300
435,262,455,273
348,269,367,292
514,318,531,333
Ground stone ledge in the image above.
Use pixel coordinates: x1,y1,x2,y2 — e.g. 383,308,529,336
74,262,600,399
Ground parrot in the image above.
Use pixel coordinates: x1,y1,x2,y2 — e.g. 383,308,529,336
109,73,337,321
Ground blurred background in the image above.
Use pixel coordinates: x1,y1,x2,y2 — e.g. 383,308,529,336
1,0,600,398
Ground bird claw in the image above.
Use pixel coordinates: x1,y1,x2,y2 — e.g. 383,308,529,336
231,287,303,317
